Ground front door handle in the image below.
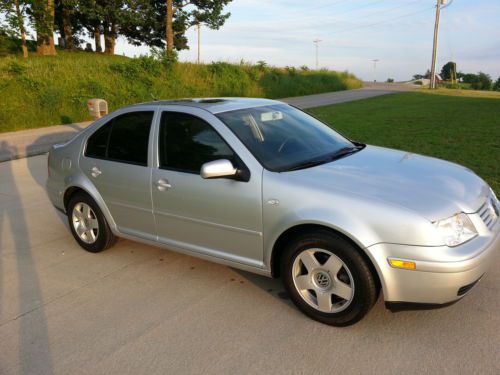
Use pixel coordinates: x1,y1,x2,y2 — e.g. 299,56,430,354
91,166,102,178
156,178,172,191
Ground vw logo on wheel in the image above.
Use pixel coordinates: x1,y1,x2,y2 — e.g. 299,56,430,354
315,272,331,289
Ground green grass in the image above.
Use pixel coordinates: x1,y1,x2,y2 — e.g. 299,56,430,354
0,51,361,132
420,87,500,99
309,92,500,193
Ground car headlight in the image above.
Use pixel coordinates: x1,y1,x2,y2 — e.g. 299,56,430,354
434,213,477,247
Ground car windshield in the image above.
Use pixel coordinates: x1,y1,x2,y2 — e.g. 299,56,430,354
216,104,358,172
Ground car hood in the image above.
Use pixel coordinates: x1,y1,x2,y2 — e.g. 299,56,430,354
290,145,490,221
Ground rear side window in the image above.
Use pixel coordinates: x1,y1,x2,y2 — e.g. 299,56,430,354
85,111,154,166
159,112,235,173
86,123,111,159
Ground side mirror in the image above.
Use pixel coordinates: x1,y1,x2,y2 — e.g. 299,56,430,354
200,159,237,179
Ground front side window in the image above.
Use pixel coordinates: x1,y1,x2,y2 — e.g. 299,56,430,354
159,112,235,173
85,111,153,166
217,104,356,172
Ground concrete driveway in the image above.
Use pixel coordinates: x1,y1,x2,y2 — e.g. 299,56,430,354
0,155,498,375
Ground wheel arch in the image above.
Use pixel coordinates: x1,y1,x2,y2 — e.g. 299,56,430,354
270,223,382,292
62,183,117,231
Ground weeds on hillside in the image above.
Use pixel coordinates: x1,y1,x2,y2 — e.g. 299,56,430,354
0,51,361,132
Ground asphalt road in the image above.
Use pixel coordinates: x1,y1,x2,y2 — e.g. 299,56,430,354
282,82,416,109
0,155,499,375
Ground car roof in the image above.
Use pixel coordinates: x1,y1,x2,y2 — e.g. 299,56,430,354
128,97,284,114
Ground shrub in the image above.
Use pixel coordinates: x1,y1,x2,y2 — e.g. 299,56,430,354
256,60,267,71
386,78,394,83
6,60,28,75
39,86,64,109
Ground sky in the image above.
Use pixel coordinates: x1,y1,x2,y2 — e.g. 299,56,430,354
102,0,499,81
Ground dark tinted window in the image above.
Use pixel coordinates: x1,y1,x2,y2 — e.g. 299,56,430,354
107,111,153,165
159,112,235,173
85,123,111,159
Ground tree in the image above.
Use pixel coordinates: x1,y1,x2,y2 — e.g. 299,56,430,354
0,0,30,57
494,77,500,92
123,0,232,52
471,72,492,91
76,0,126,54
441,61,457,81
30,0,57,55
412,70,431,81
459,73,478,84
55,0,82,50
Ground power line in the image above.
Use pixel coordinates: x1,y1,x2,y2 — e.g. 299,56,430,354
326,6,435,35
253,1,430,34
254,0,388,28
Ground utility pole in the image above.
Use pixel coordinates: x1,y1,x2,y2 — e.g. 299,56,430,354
429,0,442,89
372,59,380,83
197,23,201,64
429,0,453,89
313,39,322,70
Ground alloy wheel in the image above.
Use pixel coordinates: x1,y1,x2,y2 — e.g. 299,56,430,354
72,202,99,244
292,248,355,313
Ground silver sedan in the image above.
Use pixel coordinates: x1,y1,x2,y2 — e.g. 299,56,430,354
47,98,500,326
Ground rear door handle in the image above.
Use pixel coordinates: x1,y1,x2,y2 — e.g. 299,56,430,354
91,166,102,178
156,178,172,191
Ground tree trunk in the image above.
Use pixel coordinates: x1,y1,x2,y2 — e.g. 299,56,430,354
94,26,102,53
61,2,74,50
14,0,28,58
103,22,117,55
36,0,57,56
166,0,174,51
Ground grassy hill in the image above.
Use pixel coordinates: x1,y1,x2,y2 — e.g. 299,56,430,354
0,51,361,132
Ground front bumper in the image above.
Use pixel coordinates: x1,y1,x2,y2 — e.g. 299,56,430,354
367,219,500,305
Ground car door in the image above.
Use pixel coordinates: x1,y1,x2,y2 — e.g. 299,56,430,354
151,107,264,267
80,108,157,241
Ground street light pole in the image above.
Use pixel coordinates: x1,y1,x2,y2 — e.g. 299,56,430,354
197,23,201,64
313,39,322,70
372,59,379,83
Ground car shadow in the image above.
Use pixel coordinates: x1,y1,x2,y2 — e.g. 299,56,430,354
232,268,296,307
0,141,54,374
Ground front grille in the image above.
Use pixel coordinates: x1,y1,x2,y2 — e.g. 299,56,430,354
457,276,483,296
477,199,498,230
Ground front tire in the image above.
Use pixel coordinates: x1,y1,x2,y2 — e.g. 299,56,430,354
281,230,378,326
67,193,115,253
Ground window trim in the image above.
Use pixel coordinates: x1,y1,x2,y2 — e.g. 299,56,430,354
84,110,154,167
158,110,250,181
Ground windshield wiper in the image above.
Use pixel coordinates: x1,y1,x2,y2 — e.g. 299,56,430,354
285,157,333,171
328,145,364,161
285,144,365,172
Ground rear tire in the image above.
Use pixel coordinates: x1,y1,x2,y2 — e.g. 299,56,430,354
67,193,116,253
281,229,378,326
